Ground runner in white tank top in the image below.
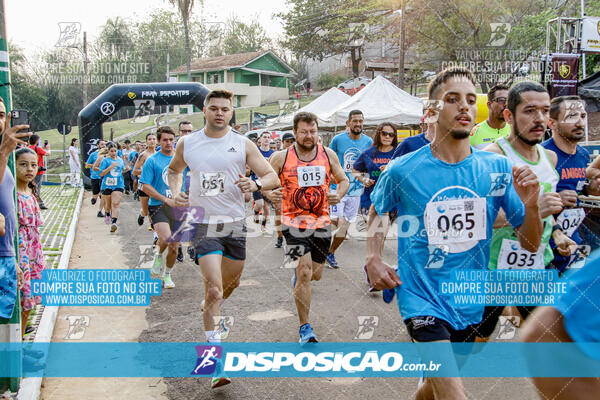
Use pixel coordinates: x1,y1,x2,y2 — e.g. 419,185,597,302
165,90,279,389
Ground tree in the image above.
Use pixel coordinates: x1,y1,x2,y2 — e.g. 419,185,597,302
217,16,272,56
98,17,133,60
406,0,573,91
167,0,201,82
278,0,392,79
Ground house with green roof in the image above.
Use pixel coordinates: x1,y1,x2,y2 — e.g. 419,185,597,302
170,50,296,107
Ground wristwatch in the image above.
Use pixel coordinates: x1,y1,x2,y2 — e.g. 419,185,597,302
254,179,263,191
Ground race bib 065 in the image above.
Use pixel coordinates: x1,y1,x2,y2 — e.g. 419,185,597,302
424,197,487,246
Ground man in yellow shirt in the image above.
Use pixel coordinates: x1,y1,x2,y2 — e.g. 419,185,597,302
470,84,511,149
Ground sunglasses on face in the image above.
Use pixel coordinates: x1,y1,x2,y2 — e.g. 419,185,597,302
381,131,396,137
493,97,507,104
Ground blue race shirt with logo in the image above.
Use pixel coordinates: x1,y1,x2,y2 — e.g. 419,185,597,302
139,152,174,206
370,146,525,330
99,157,125,190
330,132,373,196
86,151,100,180
353,145,395,209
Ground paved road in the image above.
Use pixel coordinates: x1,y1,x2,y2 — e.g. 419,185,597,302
108,195,540,400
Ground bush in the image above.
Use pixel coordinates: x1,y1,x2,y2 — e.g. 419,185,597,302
316,73,348,90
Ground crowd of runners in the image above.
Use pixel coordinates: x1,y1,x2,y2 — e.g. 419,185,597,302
76,68,600,398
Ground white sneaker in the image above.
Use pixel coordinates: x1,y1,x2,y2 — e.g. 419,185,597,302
162,274,175,289
151,253,162,276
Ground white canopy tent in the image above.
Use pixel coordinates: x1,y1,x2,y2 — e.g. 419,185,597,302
321,75,423,127
266,88,350,129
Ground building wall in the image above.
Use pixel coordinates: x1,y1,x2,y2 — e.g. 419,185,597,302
204,83,288,107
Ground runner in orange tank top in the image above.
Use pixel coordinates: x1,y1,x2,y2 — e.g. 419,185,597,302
265,111,348,344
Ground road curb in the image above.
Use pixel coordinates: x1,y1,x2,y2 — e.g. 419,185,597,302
17,187,84,400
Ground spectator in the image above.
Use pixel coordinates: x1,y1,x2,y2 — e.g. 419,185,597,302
14,147,46,337
68,138,81,188
0,98,29,321
28,134,49,210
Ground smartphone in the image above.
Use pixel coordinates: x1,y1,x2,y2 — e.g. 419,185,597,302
10,109,30,136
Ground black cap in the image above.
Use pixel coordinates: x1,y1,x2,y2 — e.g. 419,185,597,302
282,132,295,141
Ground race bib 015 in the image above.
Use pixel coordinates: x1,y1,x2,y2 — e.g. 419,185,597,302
297,166,326,187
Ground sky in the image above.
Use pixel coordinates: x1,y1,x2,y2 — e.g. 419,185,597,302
6,0,288,58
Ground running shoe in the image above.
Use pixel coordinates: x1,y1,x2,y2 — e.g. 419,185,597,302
40,204,48,210
211,376,231,389
104,214,111,225
177,245,184,262
151,253,162,276
133,192,139,201
163,274,175,289
110,222,118,233
97,211,104,218
299,323,318,344
152,235,158,247
91,198,97,205
200,299,205,312
187,246,195,261
210,357,231,388
260,225,267,234
24,326,35,335
275,237,283,248
326,253,339,269
137,214,144,226
382,288,395,304
148,225,153,231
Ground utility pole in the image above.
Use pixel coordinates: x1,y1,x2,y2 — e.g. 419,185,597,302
0,0,21,393
83,31,89,107
398,0,406,89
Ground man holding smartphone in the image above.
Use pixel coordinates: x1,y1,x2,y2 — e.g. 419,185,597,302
28,134,50,210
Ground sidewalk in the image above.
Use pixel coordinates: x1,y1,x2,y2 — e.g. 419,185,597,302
38,191,166,400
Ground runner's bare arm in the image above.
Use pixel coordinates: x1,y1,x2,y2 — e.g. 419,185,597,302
141,183,171,205
326,148,349,198
99,161,117,177
132,153,145,177
513,165,543,252
167,137,186,204
263,150,285,202
586,155,600,195
545,149,558,168
365,205,401,290
92,155,104,171
482,142,503,155
244,137,279,190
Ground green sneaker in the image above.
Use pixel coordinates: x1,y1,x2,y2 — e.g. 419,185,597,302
211,376,231,389
162,274,175,289
151,253,162,276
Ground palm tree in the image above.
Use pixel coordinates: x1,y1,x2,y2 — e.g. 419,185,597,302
100,17,132,59
167,0,200,82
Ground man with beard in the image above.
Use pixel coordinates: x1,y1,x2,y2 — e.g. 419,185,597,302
326,110,372,269
167,90,279,388
266,111,348,344
472,83,578,344
366,68,543,400
543,96,600,272
470,84,511,149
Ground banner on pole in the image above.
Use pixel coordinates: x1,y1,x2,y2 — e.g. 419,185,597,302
550,53,580,98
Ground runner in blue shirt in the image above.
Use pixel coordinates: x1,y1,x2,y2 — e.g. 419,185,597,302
543,95,600,272
366,68,543,400
85,139,106,217
326,110,373,268
353,122,397,292
521,249,600,400
392,115,434,159
93,142,124,232
252,131,274,233
139,126,179,288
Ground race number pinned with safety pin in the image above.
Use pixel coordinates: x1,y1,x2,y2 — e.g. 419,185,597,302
297,166,325,187
105,177,117,186
198,172,225,196
424,197,487,247
556,208,585,237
